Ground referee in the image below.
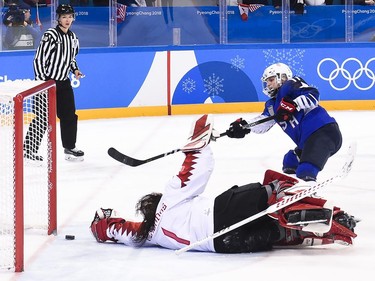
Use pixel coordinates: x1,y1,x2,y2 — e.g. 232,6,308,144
24,4,84,162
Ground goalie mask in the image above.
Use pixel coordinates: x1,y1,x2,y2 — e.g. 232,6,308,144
261,63,293,98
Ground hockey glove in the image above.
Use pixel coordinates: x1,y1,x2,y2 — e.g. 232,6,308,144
226,118,251,138
90,208,122,243
91,217,111,243
276,97,297,122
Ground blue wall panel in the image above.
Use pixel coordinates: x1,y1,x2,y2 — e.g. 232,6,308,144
1,44,374,111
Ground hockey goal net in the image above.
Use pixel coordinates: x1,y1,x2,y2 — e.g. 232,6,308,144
0,80,57,272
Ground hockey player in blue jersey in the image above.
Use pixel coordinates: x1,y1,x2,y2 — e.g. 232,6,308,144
226,63,342,182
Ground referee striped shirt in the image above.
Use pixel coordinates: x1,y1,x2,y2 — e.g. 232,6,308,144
33,26,79,81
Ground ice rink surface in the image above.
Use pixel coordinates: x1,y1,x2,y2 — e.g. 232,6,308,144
3,111,375,281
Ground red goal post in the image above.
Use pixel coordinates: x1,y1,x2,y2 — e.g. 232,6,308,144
0,80,57,272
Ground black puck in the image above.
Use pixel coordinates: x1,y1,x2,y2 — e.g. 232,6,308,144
65,235,75,240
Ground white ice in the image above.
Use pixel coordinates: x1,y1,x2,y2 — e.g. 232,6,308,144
3,111,375,281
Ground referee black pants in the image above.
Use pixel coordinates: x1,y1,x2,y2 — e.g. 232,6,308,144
56,79,78,150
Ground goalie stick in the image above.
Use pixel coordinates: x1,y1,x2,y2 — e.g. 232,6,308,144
175,142,357,255
108,115,275,167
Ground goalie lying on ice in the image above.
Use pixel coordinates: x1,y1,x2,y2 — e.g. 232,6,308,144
90,114,358,253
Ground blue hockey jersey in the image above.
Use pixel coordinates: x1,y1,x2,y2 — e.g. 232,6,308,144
252,77,337,148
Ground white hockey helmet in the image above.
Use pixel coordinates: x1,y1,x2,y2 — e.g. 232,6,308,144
261,63,293,98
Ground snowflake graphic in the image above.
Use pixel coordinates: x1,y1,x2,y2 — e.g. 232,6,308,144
231,55,245,72
182,77,196,94
263,49,306,77
203,73,224,97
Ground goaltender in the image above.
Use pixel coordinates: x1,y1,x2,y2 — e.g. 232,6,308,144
91,115,357,253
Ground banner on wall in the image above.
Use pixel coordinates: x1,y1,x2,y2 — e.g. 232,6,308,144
1,46,374,110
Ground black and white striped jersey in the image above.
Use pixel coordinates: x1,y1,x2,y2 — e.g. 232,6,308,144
33,26,79,81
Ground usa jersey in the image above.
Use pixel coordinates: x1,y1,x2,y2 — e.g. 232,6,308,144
252,77,336,148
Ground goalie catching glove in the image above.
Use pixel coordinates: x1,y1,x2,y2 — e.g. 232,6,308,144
226,118,251,138
90,208,142,245
90,208,123,242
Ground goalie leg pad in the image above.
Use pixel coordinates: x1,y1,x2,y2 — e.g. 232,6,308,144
275,207,358,247
303,220,357,246
285,198,334,233
262,169,299,186
285,208,332,225
270,195,334,230
277,233,353,247
318,211,358,246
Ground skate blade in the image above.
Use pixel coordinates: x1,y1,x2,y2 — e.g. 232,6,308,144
65,155,84,162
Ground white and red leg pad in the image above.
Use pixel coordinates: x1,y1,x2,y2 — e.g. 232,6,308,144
273,199,357,247
269,196,334,232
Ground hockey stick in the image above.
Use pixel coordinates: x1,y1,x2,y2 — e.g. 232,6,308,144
108,132,226,167
175,142,356,255
243,115,274,129
108,115,275,167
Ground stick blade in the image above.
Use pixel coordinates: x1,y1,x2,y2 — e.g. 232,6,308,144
107,147,145,167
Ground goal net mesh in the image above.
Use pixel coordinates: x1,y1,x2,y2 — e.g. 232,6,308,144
0,80,57,272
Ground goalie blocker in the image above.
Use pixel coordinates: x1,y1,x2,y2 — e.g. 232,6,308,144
181,114,219,152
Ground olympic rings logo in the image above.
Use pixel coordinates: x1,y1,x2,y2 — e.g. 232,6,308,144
317,58,375,91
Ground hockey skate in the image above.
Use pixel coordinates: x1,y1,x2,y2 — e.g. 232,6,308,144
334,211,358,232
181,114,218,152
64,147,84,162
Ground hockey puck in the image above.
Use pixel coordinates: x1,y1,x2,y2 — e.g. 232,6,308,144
65,235,75,240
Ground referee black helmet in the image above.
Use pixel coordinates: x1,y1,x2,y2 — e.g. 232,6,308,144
56,4,75,18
